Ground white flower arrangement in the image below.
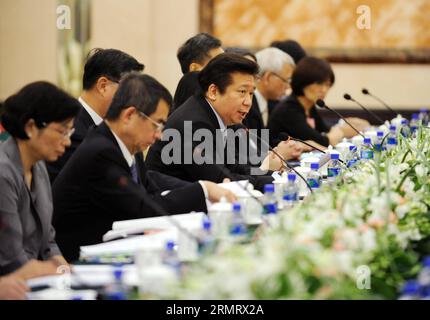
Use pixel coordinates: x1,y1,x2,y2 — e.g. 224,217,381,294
158,126,430,300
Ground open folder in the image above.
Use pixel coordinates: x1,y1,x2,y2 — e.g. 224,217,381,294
102,212,206,242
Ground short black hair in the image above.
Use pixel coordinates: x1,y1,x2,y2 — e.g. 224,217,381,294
177,33,222,74
1,82,81,139
198,53,259,95
82,48,144,90
291,56,335,96
270,39,307,64
224,47,257,63
106,72,171,120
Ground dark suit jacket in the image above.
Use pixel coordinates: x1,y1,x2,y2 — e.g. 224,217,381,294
171,71,201,115
146,95,273,191
52,122,207,262
243,96,265,132
46,106,95,183
268,94,331,147
0,138,61,275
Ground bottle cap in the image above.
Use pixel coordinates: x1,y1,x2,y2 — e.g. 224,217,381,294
363,138,371,144
330,153,339,160
287,173,296,181
232,202,241,212
166,240,175,251
310,162,319,170
377,131,384,137
264,184,274,193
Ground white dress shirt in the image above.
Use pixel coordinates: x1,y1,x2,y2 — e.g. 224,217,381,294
78,97,103,125
254,89,269,127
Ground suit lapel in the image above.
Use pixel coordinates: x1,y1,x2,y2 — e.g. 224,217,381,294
94,122,136,177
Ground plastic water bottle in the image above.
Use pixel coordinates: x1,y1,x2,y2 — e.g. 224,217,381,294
283,173,299,209
106,266,128,300
398,280,420,300
374,131,384,152
346,145,359,168
386,125,398,151
307,163,321,190
198,216,216,255
409,113,419,136
327,153,342,183
163,240,180,272
360,138,374,161
419,108,429,126
230,202,247,241
263,184,277,214
400,119,410,137
417,256,430,288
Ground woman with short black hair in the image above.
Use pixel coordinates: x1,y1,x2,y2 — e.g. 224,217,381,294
0,81,80,279
268,57,364,147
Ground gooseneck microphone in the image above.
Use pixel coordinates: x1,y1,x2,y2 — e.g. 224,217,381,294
315,99,366,139
241,125,314,194
343,93,384,125
278,132,326,154
278,132,345,165
362,88,399,118
118,175,203,243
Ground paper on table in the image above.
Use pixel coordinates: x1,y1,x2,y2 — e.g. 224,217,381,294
104,212,205,242
27,264,139,290
217,180,262,198
81,229,178,257
112,212,205,231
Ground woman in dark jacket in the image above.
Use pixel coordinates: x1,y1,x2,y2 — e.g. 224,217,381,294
268,57,362,147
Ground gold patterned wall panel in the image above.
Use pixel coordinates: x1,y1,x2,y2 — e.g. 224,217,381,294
201,0,430,62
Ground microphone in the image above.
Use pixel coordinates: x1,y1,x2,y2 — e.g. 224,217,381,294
240,125,314,194
343,93,384,125
278,132,326,154
362,88,399,117
118,175,203,244
278,132,346,165
316,99,366,139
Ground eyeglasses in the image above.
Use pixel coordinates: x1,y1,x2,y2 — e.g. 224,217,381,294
41,122,75,139
270,72,291,85
138,111,165,132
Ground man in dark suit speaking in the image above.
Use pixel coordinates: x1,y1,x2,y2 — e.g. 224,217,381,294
52,73,235,262
146,53,275,191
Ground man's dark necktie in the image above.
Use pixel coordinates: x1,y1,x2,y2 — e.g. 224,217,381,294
130,162,139,184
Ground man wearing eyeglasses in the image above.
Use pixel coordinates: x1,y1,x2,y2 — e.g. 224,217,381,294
240,47,302,163
46,48,144,183
52,73,236,262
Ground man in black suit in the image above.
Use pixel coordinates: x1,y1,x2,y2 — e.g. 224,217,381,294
171,33,224,114
46,48,144,183
52,73,235,262
146,53,279,191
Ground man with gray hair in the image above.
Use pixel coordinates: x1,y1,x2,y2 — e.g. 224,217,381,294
243,47,301,162
245,47,295,129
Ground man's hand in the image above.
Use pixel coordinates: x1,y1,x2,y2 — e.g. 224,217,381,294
0,275,29,300
275,140,302,160
201,181,237,203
